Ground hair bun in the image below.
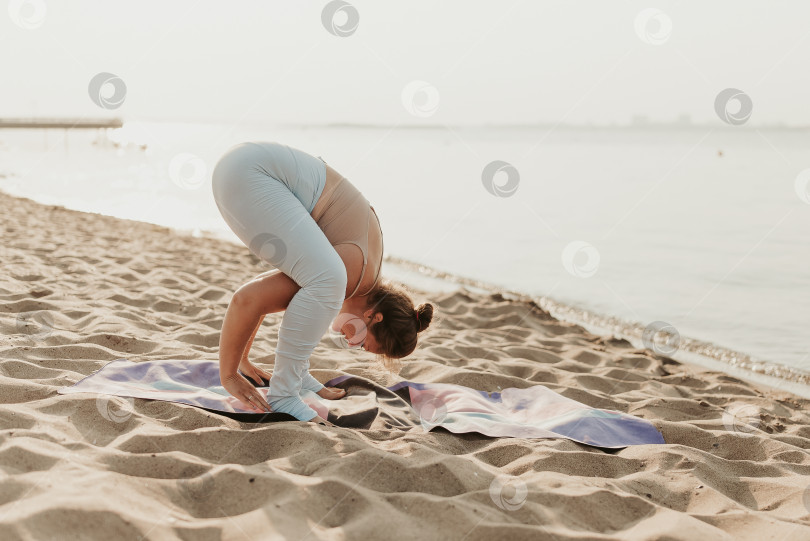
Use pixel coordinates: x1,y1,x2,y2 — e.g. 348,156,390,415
415,303,434,333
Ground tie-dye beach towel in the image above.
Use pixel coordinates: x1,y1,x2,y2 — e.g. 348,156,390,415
57,358,665,449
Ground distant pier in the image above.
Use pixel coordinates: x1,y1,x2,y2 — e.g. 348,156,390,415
0,117,123,129
0,117,124,151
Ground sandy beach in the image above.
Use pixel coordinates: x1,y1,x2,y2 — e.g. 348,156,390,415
1,190,809,540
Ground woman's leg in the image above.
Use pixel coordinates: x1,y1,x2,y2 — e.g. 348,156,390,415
212,145,344,420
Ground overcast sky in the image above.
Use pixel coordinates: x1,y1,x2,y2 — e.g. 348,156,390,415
2,0,809,126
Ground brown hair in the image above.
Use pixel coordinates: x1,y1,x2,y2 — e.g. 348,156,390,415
364,278,434,371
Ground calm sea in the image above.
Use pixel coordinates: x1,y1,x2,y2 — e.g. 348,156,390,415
2,121,808,395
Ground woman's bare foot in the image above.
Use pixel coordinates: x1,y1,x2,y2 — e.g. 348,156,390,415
309,415,335,426
317,387,346,400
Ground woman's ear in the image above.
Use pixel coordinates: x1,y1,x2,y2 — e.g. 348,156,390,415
365,309,383,324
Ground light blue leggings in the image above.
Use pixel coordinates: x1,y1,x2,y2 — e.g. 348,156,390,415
211,141,347,421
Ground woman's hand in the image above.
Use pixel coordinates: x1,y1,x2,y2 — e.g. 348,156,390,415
221,371,272,413
317,387,346,400
238,359,273,386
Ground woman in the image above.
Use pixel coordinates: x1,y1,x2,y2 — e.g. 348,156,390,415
211,141,434,424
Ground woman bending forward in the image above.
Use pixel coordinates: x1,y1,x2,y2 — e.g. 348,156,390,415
211,141,434,424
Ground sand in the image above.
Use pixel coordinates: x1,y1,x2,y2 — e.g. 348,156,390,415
1,190,809,541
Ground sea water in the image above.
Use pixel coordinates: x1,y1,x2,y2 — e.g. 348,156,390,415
1,121,808,395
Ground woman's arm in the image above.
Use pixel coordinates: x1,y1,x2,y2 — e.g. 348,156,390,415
219,270,301,381
220,269,331,416
240,314,264,364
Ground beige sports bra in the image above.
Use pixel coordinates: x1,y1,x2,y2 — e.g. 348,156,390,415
317,156,384,298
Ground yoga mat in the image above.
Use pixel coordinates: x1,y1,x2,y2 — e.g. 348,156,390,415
57,358,665,449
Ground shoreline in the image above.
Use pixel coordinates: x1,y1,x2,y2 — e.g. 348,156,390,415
380,255,810,394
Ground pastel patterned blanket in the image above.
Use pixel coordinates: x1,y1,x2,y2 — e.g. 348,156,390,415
57,358,665,449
